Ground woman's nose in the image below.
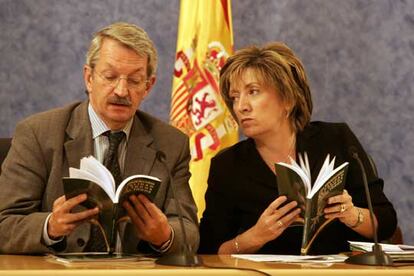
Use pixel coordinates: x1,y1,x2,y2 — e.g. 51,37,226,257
236,95,251,113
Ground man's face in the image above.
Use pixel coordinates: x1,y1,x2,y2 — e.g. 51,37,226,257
84,38,155,130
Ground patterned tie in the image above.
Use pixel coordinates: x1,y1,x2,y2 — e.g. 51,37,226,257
104,131,125,187
84,131,125,252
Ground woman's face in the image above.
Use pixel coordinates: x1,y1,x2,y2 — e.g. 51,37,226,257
229,68,291,140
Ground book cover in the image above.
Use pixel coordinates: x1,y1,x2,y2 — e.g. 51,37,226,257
62,156,161,253
275,153,349,255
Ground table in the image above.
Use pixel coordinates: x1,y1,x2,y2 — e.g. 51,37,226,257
0,254,414,275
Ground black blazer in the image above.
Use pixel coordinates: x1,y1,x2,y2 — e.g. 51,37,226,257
199,121,397,254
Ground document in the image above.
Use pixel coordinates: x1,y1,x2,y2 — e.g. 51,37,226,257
231,254,348,263
348,241,414,253
348,241,414,262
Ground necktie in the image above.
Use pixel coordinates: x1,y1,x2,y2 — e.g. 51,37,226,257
104,131,125,187
84,131,125,252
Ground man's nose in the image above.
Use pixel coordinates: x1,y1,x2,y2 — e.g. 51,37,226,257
114,77,129,97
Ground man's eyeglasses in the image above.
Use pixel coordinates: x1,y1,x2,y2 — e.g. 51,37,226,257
94,70,149,91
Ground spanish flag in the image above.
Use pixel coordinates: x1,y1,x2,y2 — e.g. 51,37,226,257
170,0,238,218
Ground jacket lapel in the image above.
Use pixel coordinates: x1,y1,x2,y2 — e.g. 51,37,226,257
64,101,94,170
120,114,157,246
123,115,157,178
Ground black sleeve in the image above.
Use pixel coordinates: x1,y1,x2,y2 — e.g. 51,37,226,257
198,156,239,254
340,124,397,241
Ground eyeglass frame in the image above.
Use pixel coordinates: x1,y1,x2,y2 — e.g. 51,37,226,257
92,68,150,92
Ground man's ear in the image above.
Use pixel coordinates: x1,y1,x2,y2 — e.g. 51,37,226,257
142,75,156,99
83,65,93,94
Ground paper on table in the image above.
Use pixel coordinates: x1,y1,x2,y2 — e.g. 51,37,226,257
231,254,348,263
47,253,147,263
348,241,414,253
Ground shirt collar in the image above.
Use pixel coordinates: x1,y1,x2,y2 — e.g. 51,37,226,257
88,103,133,140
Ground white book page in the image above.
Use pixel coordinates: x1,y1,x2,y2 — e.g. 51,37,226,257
314,157,336,190
80,156,115,200
114,175,161,203
277,161,311,197
308,161,348,199
312,154,332,192
298,153,311,183
69,167,114,201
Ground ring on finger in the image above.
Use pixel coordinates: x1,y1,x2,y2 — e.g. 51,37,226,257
277,220,283,227
340,204,346,213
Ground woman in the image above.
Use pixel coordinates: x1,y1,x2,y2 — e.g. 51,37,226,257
198,42,397,255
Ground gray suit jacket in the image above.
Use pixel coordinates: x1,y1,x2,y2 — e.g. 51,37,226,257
0,101,199,254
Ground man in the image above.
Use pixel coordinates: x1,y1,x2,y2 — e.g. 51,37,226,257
0,22,199,254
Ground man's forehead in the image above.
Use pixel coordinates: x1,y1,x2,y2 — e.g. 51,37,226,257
96,40,148,73
100,38,146,60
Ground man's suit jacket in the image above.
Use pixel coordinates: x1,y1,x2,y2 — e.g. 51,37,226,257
199,121,397,254
0,101,199,254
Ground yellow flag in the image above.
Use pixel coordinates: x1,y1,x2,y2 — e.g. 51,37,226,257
170,0,238,219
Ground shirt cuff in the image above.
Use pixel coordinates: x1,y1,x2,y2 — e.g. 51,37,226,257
149,225,174,253
43,213,64,246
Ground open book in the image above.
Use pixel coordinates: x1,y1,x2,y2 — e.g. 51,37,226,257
275,153,349,255
63,156,161,253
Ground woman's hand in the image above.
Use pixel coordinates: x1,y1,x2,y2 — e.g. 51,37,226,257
324,190,378,238
218,196,301,254
247,196,301,248
324,190,359,227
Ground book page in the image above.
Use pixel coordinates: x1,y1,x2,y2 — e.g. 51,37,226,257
277,161,311,197
115,175,161,203
297,153,311,183
68,168,114,200
80,156,115,199
312,155,333,194
316,157,336,187
309,161,349,199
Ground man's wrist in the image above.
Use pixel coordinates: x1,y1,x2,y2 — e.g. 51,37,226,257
150,225,174,253
43,213,64,245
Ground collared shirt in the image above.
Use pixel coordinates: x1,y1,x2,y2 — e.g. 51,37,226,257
88,103,133,172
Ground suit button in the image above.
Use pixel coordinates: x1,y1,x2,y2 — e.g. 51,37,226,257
77,238,85,247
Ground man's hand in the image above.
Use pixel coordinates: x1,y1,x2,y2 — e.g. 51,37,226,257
122,194,171,246
48,194,99,239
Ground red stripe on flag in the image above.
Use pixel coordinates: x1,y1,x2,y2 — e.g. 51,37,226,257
172,90,187,107
171,88,188,114
220,0,231,31
171,105,187,121
171,95,189,119
171,83,186,102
